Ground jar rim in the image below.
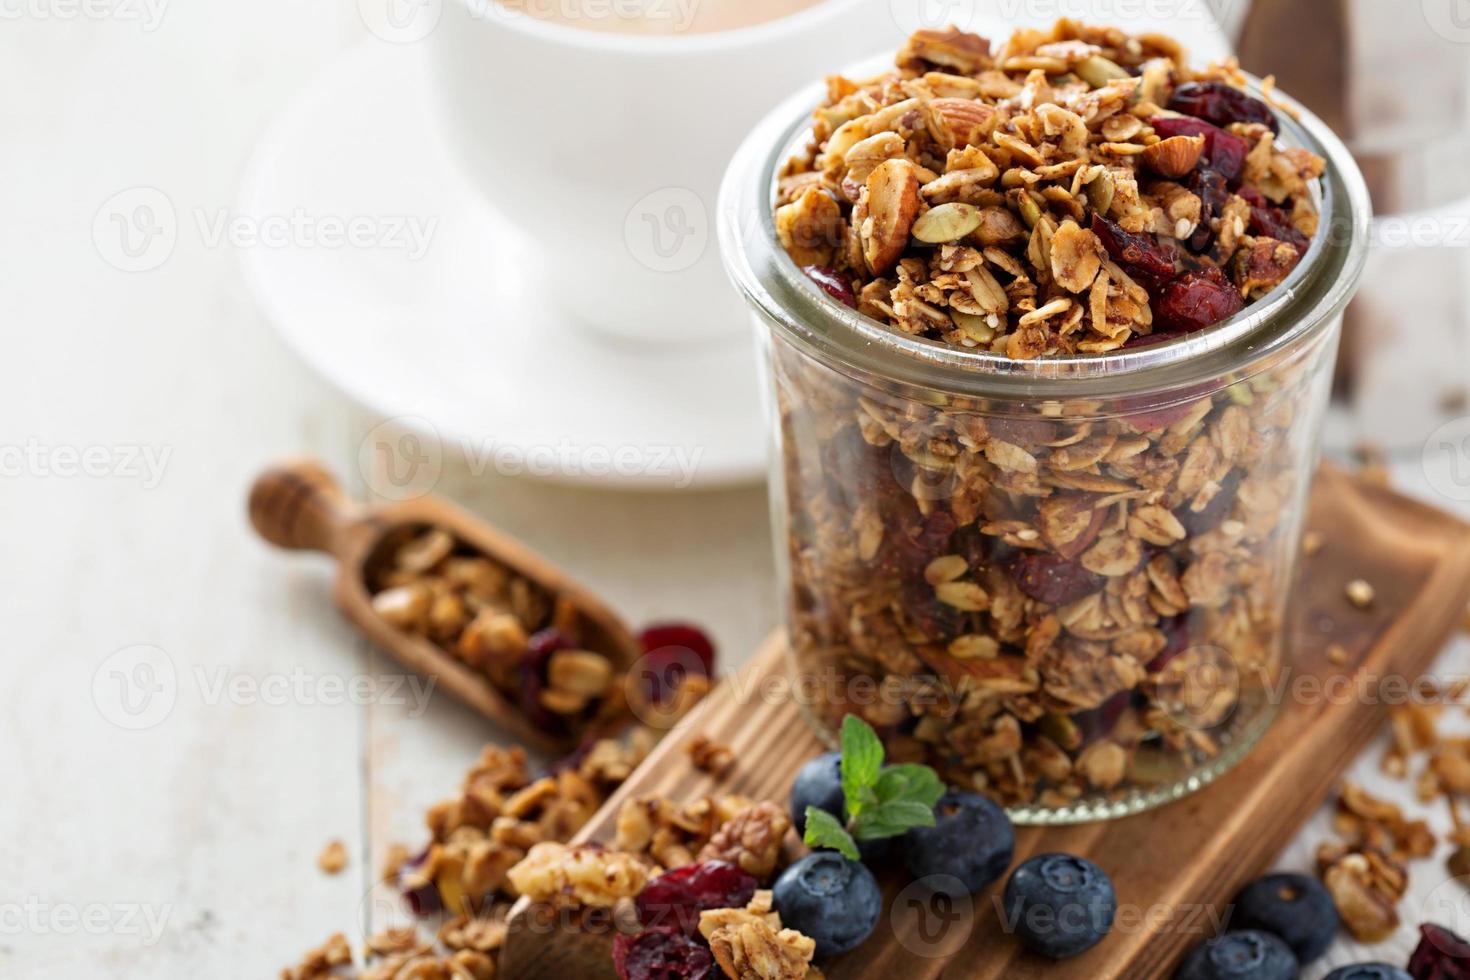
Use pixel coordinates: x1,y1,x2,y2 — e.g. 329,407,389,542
717,56,1373,399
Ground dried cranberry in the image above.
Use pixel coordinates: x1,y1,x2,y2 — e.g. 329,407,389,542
903,576,967,641
397,846,441,916
1010,552,1105,606
1184,169,1229,253
802,265,858,309
636,861,758,934
1146,618,1191,672
1175,471,1241,535
1236,187,1311,255
1090,214,1175,290
1151,116,1251,184
1410,923,1470,979
635,623,717,706
1073,691,1130,743
638,624,716,675
1167,81,1279,135
613,926,715,980
519,628,571,732
986,414,1068,448
1152,265,1244,335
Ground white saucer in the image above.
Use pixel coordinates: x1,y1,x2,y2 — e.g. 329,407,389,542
237,44,766,489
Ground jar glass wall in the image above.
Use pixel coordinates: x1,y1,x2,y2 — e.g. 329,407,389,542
722,66,1371,822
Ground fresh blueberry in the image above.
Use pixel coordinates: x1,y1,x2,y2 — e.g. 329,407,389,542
1175,930,1299,980
788,752,889,863
1002,853,1116,959
1323,965,1412,980
1230,872,1339,963
772,851,882,957
903,790,1014,896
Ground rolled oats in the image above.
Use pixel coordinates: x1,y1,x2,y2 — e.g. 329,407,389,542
504,842,650,909
318,839,349,875
766,21,1336,811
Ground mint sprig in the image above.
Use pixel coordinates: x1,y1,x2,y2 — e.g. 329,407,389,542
803,715,946,860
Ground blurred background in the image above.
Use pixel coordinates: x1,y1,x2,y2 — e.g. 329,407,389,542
3,0,1469,976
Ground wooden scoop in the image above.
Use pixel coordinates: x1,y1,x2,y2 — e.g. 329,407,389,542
247,458,642,754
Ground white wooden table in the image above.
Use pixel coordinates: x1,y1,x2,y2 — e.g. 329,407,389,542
3,4,1469,977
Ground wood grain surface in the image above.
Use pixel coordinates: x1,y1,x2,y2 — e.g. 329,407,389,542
528,466,1470,980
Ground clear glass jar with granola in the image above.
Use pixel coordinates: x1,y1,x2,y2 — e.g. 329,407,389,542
719,21,1371,822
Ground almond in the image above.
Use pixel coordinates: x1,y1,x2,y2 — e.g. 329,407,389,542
923,98,997,151
860,158,921,275
1141,134,1206,178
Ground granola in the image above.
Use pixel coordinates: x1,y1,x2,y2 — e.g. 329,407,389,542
613,795,789,881
365,526,631,736
763,21,1339,812
504,841,650,909
776,22,1321,356
700,891,818,980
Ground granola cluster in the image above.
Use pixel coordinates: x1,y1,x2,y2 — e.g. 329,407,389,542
367,526,628,735
411,735,655,916
767,21,1339,812
280,929,495,980
700,891,820,980
614,795,792,883
776,21,1323,356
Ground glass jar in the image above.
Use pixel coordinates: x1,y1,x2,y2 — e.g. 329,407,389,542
719,71,1371,823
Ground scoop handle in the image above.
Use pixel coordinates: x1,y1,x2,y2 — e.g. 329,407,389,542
248,458,368,560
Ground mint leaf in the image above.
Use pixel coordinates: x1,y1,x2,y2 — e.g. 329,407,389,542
873,763,945,810
839,715,883,817
851,800,938,840
803,806,860,860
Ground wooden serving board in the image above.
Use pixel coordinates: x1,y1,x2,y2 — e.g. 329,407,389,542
561,466,1470,979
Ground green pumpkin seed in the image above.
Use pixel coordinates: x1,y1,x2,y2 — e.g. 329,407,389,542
911,202,984,244
950,310,997,344
1076,55,1131,89
1084,171,1114,215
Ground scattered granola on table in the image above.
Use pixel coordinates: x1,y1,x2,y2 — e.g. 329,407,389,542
765,19,1338,812
318,839,349,875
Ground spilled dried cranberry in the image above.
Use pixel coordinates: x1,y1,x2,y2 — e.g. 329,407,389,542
802,265,858,309
520,628,572,732
1152,265,1244,335
1167,81,1279,135
1151,116,1251,184
613,926,716,980
635,623,717,706
1010,552,1105,606
1090,214,1175,289
636,861,758,934
397,846,441,916
1410,923,1470,979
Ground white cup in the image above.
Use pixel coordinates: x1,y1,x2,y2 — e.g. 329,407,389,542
426,0,902,344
